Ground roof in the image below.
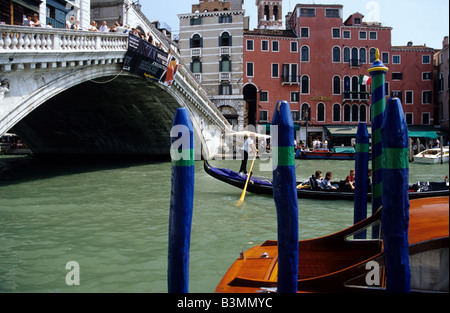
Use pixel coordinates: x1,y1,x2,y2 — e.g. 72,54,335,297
244,29,297,38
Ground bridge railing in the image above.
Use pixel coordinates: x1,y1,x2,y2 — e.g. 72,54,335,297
0,25,128,52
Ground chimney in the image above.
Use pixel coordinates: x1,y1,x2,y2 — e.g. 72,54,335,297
443,36,449,48
407,41,413,47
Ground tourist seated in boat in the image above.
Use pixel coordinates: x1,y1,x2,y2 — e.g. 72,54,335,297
320,171,338,190
309,170,323,190
344,169,355,190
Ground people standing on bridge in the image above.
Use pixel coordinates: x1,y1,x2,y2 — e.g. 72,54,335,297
88,21,98,32
99,21,109,32
30,14,41,27
239,134,258,175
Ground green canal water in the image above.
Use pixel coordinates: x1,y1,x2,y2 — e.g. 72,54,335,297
0,155,448,292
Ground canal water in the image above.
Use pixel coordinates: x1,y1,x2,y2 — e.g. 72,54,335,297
0,155,448,292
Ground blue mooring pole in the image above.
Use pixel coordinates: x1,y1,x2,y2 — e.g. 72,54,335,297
354,123,369,239
381,97,411,293
271,100,299,293
167,108,195,293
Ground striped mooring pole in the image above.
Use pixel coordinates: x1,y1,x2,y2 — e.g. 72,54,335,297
367,49,388,236
271,100,299,293
381,97,411,293
167,108,195,293
354,122,369,239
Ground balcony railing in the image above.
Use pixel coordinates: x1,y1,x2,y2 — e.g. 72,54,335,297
281,75,300,85
220,46,230,55
220,72,231,81
191,48,202,57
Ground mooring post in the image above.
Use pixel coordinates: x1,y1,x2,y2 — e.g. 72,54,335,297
381,97,411,293
354,122,369,238
367,48,388,237
167,108,195,293
271,100,299,293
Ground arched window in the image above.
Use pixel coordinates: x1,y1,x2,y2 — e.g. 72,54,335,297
219,32,231,46
333,76,341,94
369,48,377,63
344,47,350,63
301,103,310,121
301,75,309,94
359,105,367,122
360,47,367,63
333,46,341,62
344,103,351,122
317,103,325,122
352,104,359,122
343,76,350,99
190,34,202,48
301,46,309,62
351,47,358,66
352,76,359,99
191,58,202,73
333,103,341,122
220,56,231,72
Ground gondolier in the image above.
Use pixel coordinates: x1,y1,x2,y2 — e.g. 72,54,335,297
239,133,257,175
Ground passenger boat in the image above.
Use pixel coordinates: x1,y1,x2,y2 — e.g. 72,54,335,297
413,147,449,164
295,147,364,160
204,160,449,200
215,196,449,293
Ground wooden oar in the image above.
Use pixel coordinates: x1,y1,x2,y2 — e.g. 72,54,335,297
236,154,257,207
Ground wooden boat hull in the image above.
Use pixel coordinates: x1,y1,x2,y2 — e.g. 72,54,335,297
215,196,449,293
204,161,449,200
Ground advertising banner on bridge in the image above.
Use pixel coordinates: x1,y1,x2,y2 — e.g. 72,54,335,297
123,34,177,86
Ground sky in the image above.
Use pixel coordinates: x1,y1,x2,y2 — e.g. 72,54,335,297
140,0,449,49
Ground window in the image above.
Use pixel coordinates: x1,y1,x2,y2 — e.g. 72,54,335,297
422,72,432,80
219,14,232,23
272,63,279,78
344,47,350,62
333,46,341,62
439,73,444,92
317,103,325,122
291,92,299,102
360,84,368,100
219,83,231,95
282,64,298,83
301,103,310,121
292,111,300,122
272,41,279,52
260,110,268,122
422,91,432,104
301,75,309,94
333,104,341,122
369,31,377,40
405,91,413,104
343,104,351,122
351,47,359,66
360,47,366,63
300,27,309,38
290,41,298,52
219,32,231,46
261,40,269,51
369,48,376,63
301,46,309,62
260,91,268,102
405,113,413,125
191,58,202,73
246,39,254,51
352,104,359,122
422,55,431,64
333,76,341,94
382,52,389,64
352,76,359,99
359,105,367,122
246,62,254,77
190,34,203,48
392,55,401,64
343,76,350,99
300,8,315,17
391,91,402,102
220,56,231,72
332,28,340,38
422,112,430,125
354,17,361,24
359,31,367,40
343,30,351,39
190,17,202,25
326,9,340,18
392,72,403,80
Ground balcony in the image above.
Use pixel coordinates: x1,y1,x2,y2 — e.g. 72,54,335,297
220,46,231,56
193,73,202,83
220,72,231,81
191,48,202,57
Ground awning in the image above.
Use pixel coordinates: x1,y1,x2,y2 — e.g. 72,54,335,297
408,131,438,139
325,125,372,137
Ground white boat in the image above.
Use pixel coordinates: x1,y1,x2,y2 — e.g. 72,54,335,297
414,146,449,164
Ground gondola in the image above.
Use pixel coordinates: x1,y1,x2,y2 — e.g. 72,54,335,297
215,196,449,293
204,160,449,200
